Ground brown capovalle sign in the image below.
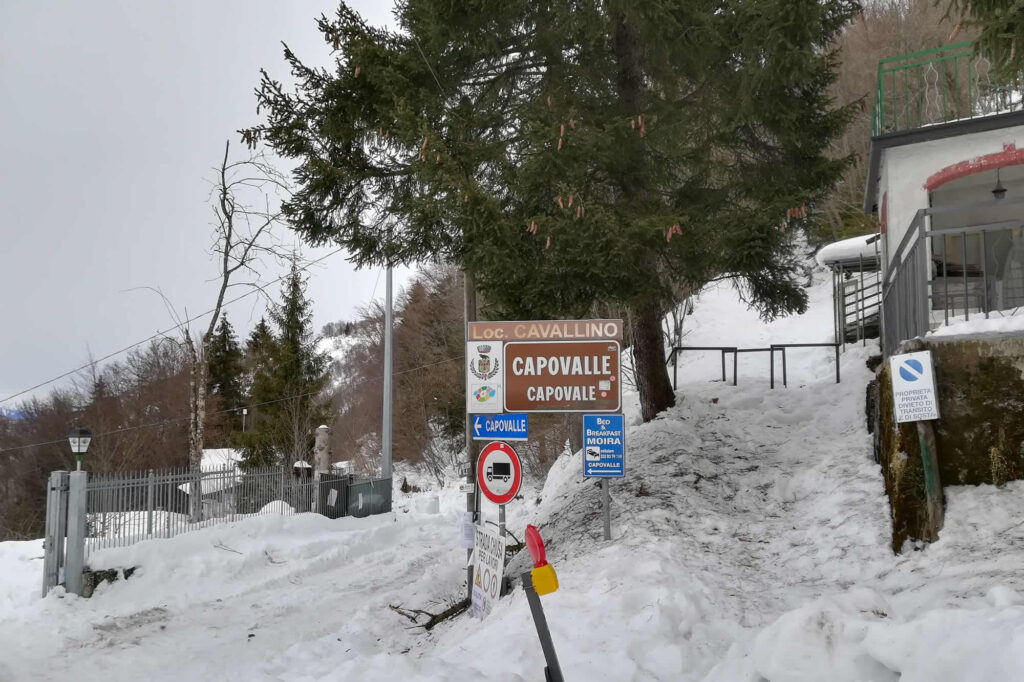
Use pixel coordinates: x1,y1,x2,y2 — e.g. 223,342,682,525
503,340,621,412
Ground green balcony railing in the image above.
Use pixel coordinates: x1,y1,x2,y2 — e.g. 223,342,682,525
873,42,1022,136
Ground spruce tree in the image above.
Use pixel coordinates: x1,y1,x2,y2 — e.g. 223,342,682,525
245,318,274,360
206,316,244,409
947,2,1024,79
242,261,330,467
203,316,245,448
247,0,857,421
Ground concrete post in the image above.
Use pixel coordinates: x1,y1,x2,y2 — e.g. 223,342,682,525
314,425,330,514
65,470,88,596
314,425,331,472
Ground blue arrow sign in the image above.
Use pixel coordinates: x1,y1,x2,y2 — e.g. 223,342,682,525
471,413,529,441
583,414,625,477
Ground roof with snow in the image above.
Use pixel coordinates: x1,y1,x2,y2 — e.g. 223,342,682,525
178,448,244,496
815,233,882,270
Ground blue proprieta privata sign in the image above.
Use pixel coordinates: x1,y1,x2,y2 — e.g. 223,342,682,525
582,413,624,477
471,413,529,441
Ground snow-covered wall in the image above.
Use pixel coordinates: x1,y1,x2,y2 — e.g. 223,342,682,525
873,333,1024,549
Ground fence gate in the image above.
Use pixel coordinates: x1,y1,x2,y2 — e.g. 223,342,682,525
41,471,70,597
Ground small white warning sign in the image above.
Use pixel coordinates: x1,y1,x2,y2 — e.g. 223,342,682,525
470,524,505,619
889,351,940,423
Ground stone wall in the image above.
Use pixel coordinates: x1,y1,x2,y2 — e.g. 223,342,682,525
873,333,1024,551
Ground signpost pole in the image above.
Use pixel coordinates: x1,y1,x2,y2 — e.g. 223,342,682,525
890,349,944,541
601,479,610,541
382,266,393,480
583,414,624,541
522,571,565,682
464,271,478,603
915,420,944,540
498,502,507,595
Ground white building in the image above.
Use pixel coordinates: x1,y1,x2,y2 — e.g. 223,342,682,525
178,448,244,518
860,42,1024,355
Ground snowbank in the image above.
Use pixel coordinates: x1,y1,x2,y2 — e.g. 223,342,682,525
0,539,43,611
258,500,294,514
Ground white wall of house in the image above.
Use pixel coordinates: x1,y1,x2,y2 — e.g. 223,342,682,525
880,124,1024,267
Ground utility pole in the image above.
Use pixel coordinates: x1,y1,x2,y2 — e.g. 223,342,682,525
382,264,394,480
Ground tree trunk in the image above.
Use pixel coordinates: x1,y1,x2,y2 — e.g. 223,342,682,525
611,13,676,422
628,304,675,422
563,413,583,454
185,333,207,522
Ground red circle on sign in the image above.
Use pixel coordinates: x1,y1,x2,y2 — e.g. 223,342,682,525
477,441,522,505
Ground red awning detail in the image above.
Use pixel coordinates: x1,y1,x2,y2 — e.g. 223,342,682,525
924,143,1024,191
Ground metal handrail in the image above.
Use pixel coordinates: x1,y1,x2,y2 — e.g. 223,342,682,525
669,343,841,390
881,214,1024,356
876,42,972,68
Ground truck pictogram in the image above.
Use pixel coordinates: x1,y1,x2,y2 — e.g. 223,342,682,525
487,462,511,483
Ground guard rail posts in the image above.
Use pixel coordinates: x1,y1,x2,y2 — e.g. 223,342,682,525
668,343,842,390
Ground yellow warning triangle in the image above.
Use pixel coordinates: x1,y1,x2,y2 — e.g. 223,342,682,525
474,566,483,587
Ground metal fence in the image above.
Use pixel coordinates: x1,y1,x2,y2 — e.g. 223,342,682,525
873,42,1023,136
824,238,883,347
84,465,332,556
881,202,1024,356
346,477,393,518
42,464,393,594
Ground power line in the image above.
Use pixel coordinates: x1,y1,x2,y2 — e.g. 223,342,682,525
0,246,347,407
411,34,446,98
0,353,465,456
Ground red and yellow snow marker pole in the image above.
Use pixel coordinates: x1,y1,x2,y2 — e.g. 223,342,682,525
522,524,564,682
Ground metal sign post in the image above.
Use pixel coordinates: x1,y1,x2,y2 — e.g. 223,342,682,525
601,480,610,541
889,350,943,539
522,525,563,682
522,573,564,682
583,414,625,541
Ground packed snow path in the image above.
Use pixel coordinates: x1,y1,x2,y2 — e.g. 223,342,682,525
617,380,894,631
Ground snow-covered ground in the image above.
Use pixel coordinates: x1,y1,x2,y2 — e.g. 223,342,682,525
928,308,1024,338
4,266,1024,681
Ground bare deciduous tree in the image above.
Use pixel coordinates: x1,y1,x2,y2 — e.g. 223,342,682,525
181,141,288,519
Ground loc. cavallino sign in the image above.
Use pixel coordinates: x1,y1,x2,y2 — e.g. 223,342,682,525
468,319,622,342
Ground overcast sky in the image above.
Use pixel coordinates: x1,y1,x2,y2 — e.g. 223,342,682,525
1,1,409,405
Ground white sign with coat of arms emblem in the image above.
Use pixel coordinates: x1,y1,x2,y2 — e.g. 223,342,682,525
467,341,503,414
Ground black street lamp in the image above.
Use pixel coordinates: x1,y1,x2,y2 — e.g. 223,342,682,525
68,426,92,471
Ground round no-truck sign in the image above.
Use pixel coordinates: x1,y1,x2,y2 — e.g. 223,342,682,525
477,441,522,505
